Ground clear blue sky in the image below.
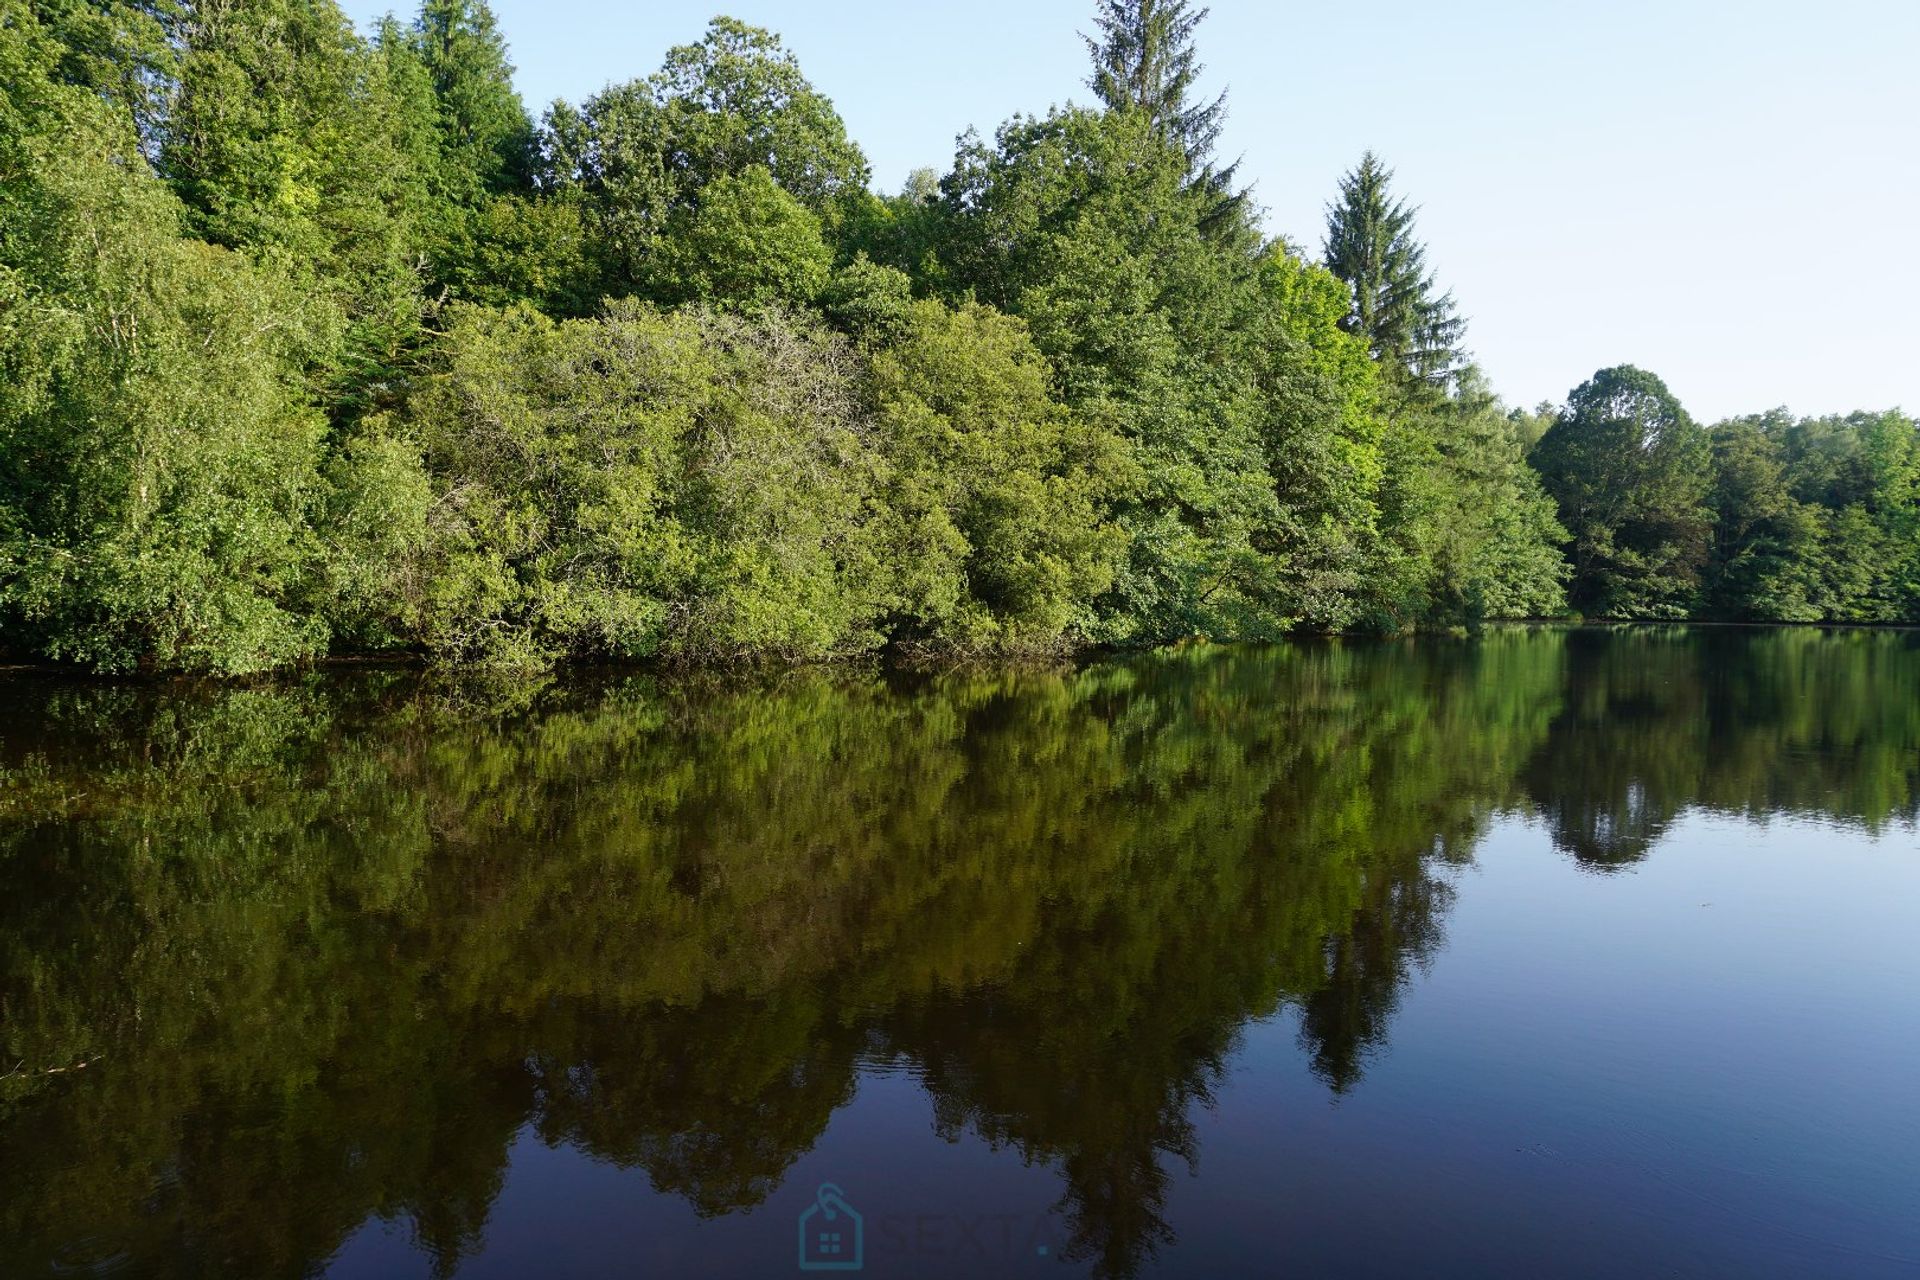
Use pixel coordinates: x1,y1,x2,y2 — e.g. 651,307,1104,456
342,0,1919,422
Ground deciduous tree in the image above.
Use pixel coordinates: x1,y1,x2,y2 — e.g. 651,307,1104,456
1532,366,1713,618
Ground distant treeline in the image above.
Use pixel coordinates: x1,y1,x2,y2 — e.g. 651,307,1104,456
1,0,1914,672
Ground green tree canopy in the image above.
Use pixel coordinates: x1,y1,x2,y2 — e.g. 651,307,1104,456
1702,417,1822,620
546,17,869,295
159,0,430,407
645,166,833,308
409,0,532,203
867,299,1133,649
24,0,181,149
1322,151,1465,391
1532,365,1714,618
0,0,335,672
400,301,885,665
1418,368,1571,623
938,107,1300,640
1,0,1910,672
1084,0,1225,165
1705,408,1920,622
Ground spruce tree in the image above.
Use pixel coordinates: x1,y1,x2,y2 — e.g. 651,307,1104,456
1322,151,1465,390
1083,0,1242,232
1084,0,1225,163
410,0,532,202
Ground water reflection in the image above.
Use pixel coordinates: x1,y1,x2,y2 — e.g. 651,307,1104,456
0,628,1915,1278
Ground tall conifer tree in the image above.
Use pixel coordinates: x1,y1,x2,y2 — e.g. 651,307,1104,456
1322,152,1465,390
1083,0,1242,231
410,0,532,202
1085,0,1225,162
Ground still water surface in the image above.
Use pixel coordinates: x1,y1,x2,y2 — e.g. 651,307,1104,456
1,627,1916,1278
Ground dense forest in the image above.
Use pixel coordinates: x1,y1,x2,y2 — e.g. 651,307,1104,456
1,0,1914,672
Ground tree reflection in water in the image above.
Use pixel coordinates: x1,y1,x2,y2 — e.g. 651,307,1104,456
1,628,1915,1278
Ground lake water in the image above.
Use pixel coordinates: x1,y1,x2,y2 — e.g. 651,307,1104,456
1,627,1916,1279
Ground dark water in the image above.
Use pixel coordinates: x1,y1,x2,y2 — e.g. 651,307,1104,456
2,628,1917,1279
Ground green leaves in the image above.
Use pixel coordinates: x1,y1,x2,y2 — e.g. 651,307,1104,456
399,302,882,665
162,0,426,377
4,0,1908,672
1322,151,1465,391
1413,368,1571,625
1084,0,1227,168
0,5,333,673
410,0,533,203
1704,409,1920,622
1532,366,1714,619
646,167,832,309
389,294,1136,666
935,107,1324,642
868,301,1132,650
547,17,866,299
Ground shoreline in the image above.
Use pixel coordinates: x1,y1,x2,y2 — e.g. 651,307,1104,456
2,618,1916,686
